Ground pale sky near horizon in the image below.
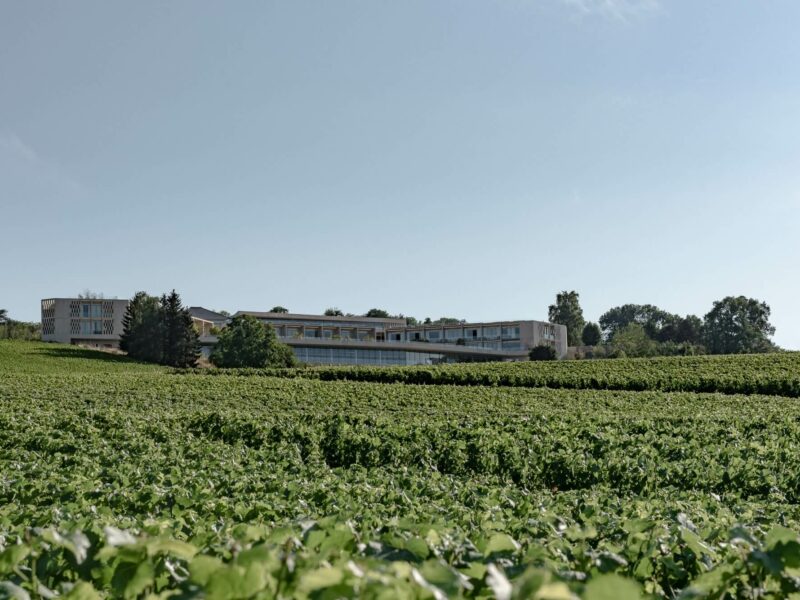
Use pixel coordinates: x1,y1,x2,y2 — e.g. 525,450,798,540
1,1,799,348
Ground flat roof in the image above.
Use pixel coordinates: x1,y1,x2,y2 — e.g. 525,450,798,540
41,297,126,302
234,311,407,325
387,320,552,331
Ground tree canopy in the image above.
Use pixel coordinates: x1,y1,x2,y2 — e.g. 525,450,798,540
120,290,198,367
211,315,296,368
529,344,557,361
598,304,676,341
270,306,289,313
324,308,344,316
703,296,776,354
548,291,585,347
581,322,602,346
119,292,164,364
609,323,658,358
0,309,41,341
429,317,466,325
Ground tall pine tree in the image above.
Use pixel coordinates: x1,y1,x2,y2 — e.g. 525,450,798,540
160,290,200,368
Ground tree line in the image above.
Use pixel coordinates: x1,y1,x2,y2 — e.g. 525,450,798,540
120,290,200,367
547,291,778,358
271,306,463,326
121,294,297,369
0,309,41,341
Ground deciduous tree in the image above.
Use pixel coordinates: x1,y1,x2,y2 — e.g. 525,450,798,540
548,291,585,347
211,315,297,368
609,323,658,358
599,304,675,342
703,296,776,354
529,344,557,360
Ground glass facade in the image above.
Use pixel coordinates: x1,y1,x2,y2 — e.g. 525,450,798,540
291,346,459,366
444,328,463,340
384,322,524,348
77,320,104,335
483,326,500,339
69,300,114,338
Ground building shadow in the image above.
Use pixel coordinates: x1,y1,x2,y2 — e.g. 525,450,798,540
30,345,137,364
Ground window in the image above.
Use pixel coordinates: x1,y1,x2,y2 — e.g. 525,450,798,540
444,328,463,339
466,329,478,338
304,328,319,338
426,330,441,341
483,326,500,339
91,304,102,318
502,326,520,338
82,304,91,318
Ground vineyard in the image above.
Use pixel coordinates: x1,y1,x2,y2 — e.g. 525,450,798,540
198,352,800,397
2,341,800,598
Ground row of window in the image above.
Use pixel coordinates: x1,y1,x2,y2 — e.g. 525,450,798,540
264,319,524,342
399,326,520,341
274,327,376,341
69,319,113,335
261,318,396,330
69,302,113,319
292,347,456,366
290,341,524,366
539,324,557,340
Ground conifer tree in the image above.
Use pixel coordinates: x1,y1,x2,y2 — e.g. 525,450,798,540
119,291,163,363
160,290,199,368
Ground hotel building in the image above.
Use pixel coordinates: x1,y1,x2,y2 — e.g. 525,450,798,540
235,311,567,365
40,299,568,364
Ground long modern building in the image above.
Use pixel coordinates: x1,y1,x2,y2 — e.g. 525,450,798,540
234,311,567,365
40,298,568,364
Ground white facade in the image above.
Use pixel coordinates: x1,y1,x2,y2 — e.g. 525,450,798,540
41,298,128,348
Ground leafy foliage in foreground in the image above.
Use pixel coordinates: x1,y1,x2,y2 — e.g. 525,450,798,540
3,344,800,597
196,351,800,397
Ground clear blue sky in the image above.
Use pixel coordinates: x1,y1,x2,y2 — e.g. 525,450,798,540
2,1,798,348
